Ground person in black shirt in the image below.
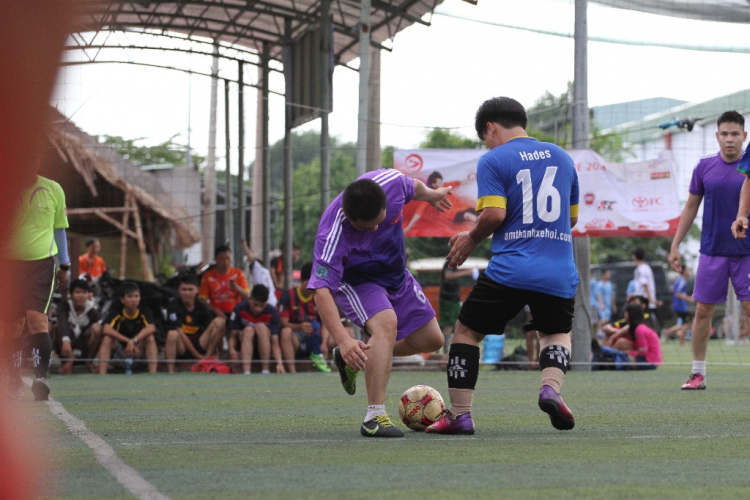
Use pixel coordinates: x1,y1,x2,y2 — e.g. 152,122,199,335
97,281,158,374
54,279,101,374
165,274,224,373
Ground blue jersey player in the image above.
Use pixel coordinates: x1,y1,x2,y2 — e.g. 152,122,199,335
427,97,580,435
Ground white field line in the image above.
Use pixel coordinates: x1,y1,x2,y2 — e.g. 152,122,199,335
27,380,170,500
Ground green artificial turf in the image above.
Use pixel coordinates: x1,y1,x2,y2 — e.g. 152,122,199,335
23,340,750,499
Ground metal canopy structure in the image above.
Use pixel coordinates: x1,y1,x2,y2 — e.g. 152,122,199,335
592,0,750,24
73,0,444,66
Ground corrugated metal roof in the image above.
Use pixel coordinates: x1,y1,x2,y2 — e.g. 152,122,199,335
74,0,446,65
592,1,750,24
602,88,750,144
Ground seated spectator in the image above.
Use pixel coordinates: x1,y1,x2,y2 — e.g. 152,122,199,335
602,295,655,342
98,281,158,374
623,302,663,369
199,244,250,321
164,274,224,373
78,238,107,281
270,243,300,298
228,284,282,374
241,239,277,307
54,279,102,374
278,262,331,373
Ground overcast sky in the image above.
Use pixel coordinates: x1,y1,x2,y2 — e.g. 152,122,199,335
53,0,750,169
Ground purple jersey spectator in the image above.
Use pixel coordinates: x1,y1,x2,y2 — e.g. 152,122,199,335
689,152,750,256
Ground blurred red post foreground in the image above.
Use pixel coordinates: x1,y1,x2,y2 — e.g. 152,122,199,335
0,1,74,498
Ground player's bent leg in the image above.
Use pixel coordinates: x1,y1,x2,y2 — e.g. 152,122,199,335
165,329,180,373
98,336,114,375
255,323,272,374
426,320,480,435
144,336,158,373
201,318,224,358
240,327,255,374
359,309,404,438
279,327,297,373
537,333,574,431
392,317,443,357
87,323,102,372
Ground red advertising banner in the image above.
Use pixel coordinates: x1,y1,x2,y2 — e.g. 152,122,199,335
394,148,681,238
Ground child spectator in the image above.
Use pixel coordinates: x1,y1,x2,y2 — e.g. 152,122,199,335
270,243,300,292
624,302,663,369
595,269,617,334
228,284,282,374
78,238,107,281
97,281,158,374
278,262,331,373
54,279,102,374
164,274,225,373
199,244,249,321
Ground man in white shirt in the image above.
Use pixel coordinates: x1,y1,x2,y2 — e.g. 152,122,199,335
241,240,277,307
632,247,660,319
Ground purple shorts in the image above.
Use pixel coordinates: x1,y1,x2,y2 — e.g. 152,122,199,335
693,253,750,303
334,271,435,340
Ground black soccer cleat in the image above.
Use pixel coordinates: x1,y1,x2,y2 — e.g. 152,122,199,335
32,377,50,401
360,415,405,438
333,346,359,395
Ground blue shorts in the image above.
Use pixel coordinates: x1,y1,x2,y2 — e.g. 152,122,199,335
334,272,435,340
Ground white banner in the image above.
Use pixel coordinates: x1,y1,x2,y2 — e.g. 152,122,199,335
570,149,681,237
394,148,681,238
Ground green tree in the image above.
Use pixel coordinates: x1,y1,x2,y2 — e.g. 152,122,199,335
101,134,205,167
419,128,482,149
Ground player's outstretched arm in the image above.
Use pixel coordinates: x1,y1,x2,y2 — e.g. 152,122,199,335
447,207,505,268
313,287,370,371
668,194,702,272
412,179,452,212
732,176,750,239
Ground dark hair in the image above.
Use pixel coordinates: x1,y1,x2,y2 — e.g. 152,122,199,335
119,281,140,298
69,279,90,293
250,284,269,303
717,110,744,129
342,178,387,223
426,171,443,187
626,302,645,340
475,97,527,140
633,247,645,261
85,238,98,248
300,262,313,281
627,294,649,308
215,244,231,257
178,274,200,287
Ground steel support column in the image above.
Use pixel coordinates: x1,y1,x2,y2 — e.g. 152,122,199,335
571,0,591,371
355,0,371,177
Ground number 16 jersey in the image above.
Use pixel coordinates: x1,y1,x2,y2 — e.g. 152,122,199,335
477,137,579,299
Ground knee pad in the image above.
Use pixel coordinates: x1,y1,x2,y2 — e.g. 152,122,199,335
539,345,571,374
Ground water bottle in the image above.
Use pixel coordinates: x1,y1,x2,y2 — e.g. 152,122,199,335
125,358,133,375
482,334,505,364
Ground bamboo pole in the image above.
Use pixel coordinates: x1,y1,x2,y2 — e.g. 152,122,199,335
129,193,153,282
119,197,131,279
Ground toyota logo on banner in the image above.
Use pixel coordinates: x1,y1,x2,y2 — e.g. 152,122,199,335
401,154,424,174
632,196,664,208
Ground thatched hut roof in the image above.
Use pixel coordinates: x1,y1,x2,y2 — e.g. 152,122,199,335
43,108,201,249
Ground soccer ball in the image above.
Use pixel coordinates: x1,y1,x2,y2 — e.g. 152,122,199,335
398,385,445,431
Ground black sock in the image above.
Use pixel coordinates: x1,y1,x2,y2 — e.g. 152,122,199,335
446,343,480,390
30,332,52,379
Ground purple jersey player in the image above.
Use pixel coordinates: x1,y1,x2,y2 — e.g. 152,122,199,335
670,110,749,391
308,168,452,438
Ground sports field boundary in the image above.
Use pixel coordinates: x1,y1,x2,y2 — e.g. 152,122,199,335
25,379,170,500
